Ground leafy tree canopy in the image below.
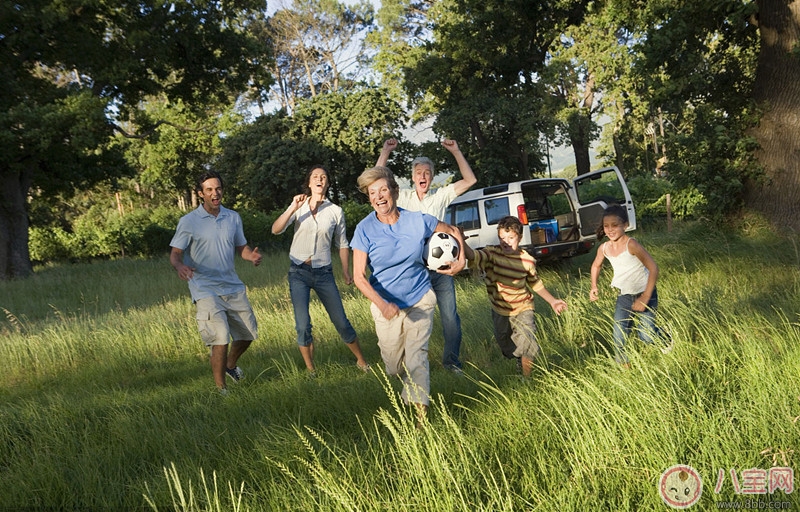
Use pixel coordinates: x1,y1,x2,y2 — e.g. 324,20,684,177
0,0,269,278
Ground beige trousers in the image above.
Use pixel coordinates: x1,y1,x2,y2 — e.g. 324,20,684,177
370,289,436,405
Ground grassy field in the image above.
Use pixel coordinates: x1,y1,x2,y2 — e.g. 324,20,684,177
1,220,799,511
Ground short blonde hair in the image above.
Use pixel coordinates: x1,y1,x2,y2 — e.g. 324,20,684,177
357,166,400,196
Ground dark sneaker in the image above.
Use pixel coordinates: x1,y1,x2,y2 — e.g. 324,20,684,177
225,366,244,382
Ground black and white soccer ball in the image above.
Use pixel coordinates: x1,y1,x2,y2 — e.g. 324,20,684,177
424,232,460,270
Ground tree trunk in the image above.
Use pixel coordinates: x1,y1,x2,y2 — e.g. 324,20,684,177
0,165,34,280
567,107,594,176
572,134,592,176
746,0,800,232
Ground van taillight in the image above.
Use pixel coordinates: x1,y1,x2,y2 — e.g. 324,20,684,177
517,205,528,224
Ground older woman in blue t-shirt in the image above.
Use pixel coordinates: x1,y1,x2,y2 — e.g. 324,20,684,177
351,166,465,422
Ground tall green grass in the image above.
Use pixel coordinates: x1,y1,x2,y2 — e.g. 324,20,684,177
1,221,798,511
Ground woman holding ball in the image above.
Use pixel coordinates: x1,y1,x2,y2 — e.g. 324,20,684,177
350,166,465,425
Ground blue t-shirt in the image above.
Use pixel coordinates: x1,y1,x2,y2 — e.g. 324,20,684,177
169,205,247,301
351,208,438,309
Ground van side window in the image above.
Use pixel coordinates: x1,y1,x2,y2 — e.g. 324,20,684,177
484,197,510,225
451,202,480,230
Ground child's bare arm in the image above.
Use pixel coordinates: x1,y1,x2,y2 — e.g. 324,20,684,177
589,243,606,301
535,287,567,315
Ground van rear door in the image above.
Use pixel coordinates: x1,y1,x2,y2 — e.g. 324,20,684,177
572,166,636,238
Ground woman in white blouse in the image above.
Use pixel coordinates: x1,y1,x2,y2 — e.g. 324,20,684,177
272,165,370,376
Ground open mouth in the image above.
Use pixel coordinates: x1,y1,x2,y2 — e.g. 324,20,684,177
373,198,390,209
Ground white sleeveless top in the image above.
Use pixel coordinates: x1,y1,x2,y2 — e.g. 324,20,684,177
604,239,648,295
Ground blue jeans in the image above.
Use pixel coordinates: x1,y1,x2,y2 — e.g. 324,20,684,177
613,287,662,363
288,263,357,347
429,271,463,369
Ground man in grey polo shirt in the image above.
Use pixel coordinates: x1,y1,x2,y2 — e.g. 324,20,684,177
377,138,477,373
170,171,263,393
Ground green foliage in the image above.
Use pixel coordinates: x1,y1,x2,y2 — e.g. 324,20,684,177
114,207,184,257
221,88,405,212
340,200,374,239
218,111,335,212
665,106,762,222
118,97,243,201
625,175,674,218
1,0,270,278
291,87,407,201
239,209,277,252
28,227,73,263
596,0,761,222
624,176,707,220
29,206,184,263
378,0,589,180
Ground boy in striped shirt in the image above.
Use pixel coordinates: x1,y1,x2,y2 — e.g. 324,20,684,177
463,216,567,376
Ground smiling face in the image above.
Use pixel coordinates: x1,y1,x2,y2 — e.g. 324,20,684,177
411,163,433,197
602,214,629,242
307,167,329,198
367,178,398,220
198,177,223,215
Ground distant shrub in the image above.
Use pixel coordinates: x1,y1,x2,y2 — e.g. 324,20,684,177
29,205,184,263
341,200,372,239
239,209,275,251
72,206,120,258
627,176,703,221
29,201,375,264
29,227,73,262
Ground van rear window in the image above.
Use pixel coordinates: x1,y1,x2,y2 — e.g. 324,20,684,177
575,171,626,205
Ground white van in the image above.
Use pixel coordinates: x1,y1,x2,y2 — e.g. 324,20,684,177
443,166,636,262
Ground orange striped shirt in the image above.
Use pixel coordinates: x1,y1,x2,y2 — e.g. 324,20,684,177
470,246,545,316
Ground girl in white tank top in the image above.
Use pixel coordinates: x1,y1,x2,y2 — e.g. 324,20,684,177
589,205,672,364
